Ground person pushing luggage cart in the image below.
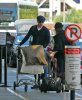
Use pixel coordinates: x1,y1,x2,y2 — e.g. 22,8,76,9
18,15,50,89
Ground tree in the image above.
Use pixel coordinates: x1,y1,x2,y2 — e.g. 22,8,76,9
53,8,82,23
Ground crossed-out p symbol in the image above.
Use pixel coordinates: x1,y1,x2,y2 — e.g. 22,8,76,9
70,28,77,38
64,24,81,42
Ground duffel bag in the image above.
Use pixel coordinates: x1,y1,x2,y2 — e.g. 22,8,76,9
39,76,62,93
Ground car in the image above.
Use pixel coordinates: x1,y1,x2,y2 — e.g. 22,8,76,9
3,32,15,63
61,22,73,30
8,34,32,68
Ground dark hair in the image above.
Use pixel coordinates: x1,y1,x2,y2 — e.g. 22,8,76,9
6,32,10,36
37,15,45,23
54,22,63,29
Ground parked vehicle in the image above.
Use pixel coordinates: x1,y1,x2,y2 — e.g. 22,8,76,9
8,34,32,68
1,32,15,63
0,0,38,26
61,22,73,30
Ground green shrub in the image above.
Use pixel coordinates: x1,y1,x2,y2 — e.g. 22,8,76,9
53,8,82,23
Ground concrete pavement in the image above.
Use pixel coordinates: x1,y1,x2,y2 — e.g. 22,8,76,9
0,66,82,100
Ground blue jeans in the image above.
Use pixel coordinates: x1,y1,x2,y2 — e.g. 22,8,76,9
43,65,48,77
42,48,48,77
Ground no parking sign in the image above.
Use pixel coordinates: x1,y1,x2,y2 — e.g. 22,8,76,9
64,24,81,89
65,46,81,89
64,24,81,42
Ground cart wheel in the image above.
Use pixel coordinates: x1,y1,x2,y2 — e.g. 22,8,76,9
44,90,47,93
13,81,16,91
62,84,64,92
40,90,43,93
56,89,61,93
24,84,28,92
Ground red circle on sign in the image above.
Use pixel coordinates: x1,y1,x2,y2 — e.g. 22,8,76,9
64,24,82,42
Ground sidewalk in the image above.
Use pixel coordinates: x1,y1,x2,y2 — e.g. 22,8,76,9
0,66,82,100
0,87,23,100
0,86,81,100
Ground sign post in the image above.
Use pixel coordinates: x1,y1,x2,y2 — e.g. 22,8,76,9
65,46,81,89
65,46,81,100
0,32,7,86
64,24,81,100
0,46,2,83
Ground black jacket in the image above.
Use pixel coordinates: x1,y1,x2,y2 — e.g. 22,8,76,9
53,30,72,53
19,25,50,48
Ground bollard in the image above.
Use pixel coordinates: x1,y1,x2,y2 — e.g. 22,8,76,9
70,90,75,100
4,46,7,86
0,46,2,83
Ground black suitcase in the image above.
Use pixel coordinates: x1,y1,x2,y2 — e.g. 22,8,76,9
39,54,63,93
39,76,63,93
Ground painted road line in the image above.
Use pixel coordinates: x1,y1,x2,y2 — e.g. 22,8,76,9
76,98,82,100
75,92,82,97
7,88,82,100
7,88,29,100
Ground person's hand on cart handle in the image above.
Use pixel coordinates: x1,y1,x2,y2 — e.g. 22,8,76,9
49,52,55,59
49,51,58,59
16,45,20,50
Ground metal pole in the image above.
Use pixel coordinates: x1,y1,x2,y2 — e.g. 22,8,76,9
49,0,53,21
70,90,75,100
63,0,65,22
4,46,7,86
0,46,2,83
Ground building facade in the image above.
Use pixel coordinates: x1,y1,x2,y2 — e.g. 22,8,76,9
31,0,82,21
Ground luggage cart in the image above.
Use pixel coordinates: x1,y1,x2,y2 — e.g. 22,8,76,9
13,47,44,92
